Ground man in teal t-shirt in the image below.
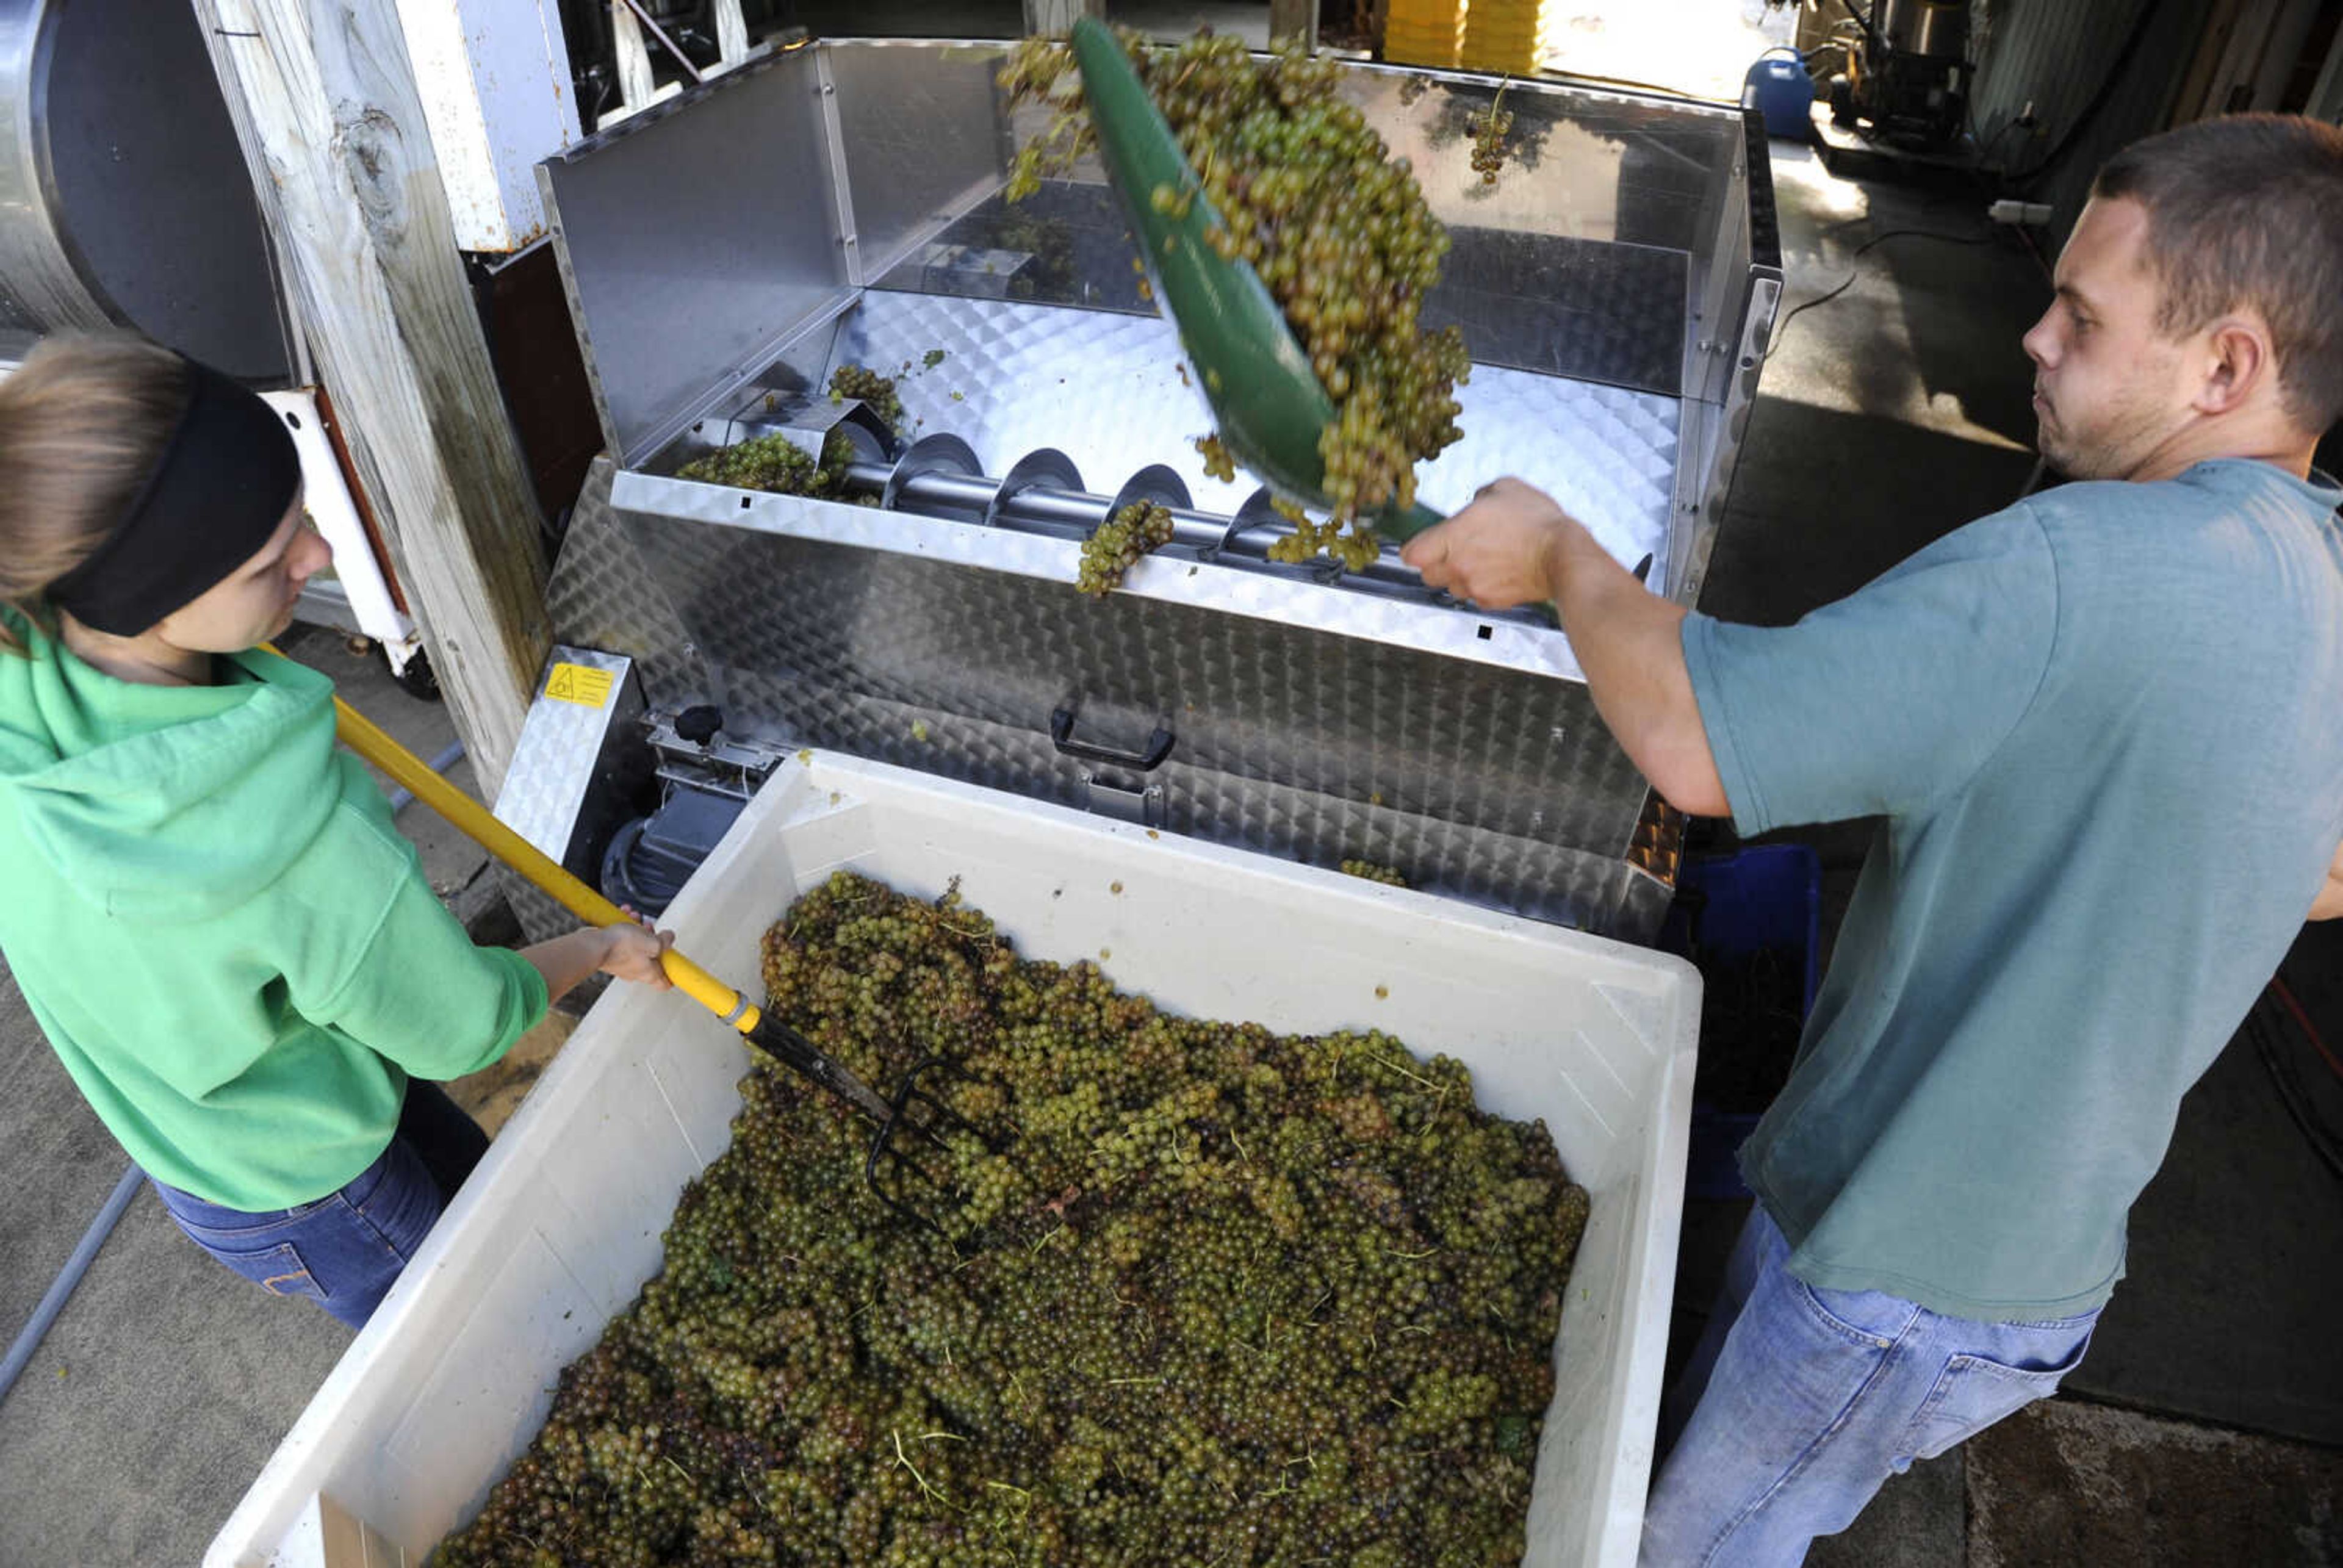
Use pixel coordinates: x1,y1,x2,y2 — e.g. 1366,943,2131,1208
1402,115,2343,1564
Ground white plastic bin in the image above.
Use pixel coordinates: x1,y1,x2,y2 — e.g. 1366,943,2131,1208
211,752,1697,1568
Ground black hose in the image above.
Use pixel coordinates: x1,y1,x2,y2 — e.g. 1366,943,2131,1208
2250,1002,2343,1183
1837,0,1882,51
1757,227,2003,373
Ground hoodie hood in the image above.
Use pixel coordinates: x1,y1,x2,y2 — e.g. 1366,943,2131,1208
0,622,341,919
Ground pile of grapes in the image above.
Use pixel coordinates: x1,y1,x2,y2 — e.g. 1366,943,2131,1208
828,364,906,434
432,871,1588,1567
677,366,904,501
1002,31,1470,572
676,428,862,499
1076,499,1176,596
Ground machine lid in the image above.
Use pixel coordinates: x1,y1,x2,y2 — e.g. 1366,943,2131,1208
538,44,856,469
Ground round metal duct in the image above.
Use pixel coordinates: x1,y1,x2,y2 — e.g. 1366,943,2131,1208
0,0,290,379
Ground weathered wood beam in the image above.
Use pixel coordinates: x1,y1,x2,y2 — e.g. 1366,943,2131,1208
192,0,552,790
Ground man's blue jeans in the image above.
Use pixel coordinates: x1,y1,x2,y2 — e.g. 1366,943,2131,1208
151,1080,488,1330
1640,1204,2099,1567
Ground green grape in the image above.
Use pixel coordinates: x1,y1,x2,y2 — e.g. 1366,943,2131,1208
677,376,887,506
1469,85,1516,186
827,363,905,435
429,871,1585,1568
1076,499,1176,596
1000,31,1470,575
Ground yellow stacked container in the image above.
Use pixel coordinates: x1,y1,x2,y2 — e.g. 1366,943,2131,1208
1459,0,1558,75
1384,0,1469,69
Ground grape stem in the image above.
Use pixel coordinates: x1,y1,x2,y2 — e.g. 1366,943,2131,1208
890,1429,952,1505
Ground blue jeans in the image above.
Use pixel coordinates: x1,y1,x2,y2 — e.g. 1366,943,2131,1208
1640,1204,2098,1567
152,1079,488,1329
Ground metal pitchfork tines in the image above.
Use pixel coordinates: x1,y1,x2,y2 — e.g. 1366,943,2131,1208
317,680,1004,1237
731,1016,1002,1237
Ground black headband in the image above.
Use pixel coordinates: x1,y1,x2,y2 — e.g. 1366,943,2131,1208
45,354,303,637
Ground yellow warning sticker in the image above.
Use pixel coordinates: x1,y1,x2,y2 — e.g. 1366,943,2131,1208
544,663,614,708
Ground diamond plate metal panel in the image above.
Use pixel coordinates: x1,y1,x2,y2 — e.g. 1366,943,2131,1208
615,467,1581,681
493,646,638,865
546,459,714,708
824,289,1679,584
585,505,1660,935
1430,226,1689,395
876,182,1690,397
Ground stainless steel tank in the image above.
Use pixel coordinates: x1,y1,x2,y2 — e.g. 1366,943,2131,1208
1875,0,1968,62
0,0,290,376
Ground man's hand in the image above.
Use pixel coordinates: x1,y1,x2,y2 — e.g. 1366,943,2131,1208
1399,477,1730,818
1399,478,1575,608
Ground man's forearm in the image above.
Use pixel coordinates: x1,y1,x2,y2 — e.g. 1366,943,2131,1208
1546,529,1730,818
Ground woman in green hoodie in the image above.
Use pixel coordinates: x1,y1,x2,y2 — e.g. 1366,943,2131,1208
0,333,674,1329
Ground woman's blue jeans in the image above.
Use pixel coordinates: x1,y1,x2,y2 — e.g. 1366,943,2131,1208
151,1079,489,1330
1639,1203,2099,1567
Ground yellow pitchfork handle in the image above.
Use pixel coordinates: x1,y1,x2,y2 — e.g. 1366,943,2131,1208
312,672,768,1038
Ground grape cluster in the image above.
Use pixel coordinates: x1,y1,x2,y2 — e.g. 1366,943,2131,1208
430,871,1588,1567
1341,857,1409,887
1468,88,1515,185
1076,499,1176,596
1002,31,1470,573
826,363,905,434
676,426,863,502
678,362,912,503
1194,432,1237,483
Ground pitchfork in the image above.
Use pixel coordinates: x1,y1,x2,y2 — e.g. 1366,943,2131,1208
322,684,996,1236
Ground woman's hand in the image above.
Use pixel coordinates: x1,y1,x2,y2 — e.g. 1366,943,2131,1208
519,912,676,1003
602,910,676,987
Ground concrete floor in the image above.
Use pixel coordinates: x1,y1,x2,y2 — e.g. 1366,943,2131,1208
6,44,2343,1568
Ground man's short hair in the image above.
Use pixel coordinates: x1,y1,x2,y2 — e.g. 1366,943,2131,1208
2093,114,2343,436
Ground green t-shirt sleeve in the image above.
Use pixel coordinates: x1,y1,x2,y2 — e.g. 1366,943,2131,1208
304,822,550,1081
1682,504,2060,836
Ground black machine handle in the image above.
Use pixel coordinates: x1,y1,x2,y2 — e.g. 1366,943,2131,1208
1050,704,1175,771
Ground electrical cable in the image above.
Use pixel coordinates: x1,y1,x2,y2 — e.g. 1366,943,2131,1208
1835,0,1882,52
2270,972,2343,1085
2248,1000,2343,1182
1758,226,2001,372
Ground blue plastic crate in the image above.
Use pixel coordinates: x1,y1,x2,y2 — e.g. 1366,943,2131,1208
1660,843,1822,1198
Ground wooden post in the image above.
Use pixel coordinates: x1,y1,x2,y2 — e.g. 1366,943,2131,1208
191,0,552,792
